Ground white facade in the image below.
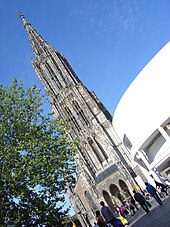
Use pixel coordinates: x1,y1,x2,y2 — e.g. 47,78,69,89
112,41,170,184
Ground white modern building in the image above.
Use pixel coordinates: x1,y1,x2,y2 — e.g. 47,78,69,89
113,42,170,186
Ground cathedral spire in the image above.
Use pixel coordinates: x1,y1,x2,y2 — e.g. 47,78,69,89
19,12,51,59
19,12,30,28
19,12,81,89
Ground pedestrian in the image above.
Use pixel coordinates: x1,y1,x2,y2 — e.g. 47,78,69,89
130,198,139,210
119,205,126,218
129,202,136,216
145,182,163,206
116,206,120,216
124,202,130,214
95,210,107,227
100,201,124,227
122,203,129,216
155,180,168,195
133,190,150,214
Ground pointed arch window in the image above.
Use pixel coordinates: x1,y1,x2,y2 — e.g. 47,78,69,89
93,137,108,160
65,107,81,132
84,191,98,212
87,137,104,164
45,62,62,89
42,76,56,98
51,57,67,84
73,100,89,125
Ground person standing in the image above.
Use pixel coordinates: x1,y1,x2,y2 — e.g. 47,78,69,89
145,182,163,206
129,203,136,216
119,205,126,218
130,198,139,211
133,190,150,214
100,201,124,227
154,180,168,195
95,210,107,227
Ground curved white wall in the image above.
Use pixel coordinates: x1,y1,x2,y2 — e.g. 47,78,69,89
113,41,170,159
112,42,170,186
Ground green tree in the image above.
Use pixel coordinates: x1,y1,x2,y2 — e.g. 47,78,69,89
0,79,76,226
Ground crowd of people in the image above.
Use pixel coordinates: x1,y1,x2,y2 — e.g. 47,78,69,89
91,180,169,227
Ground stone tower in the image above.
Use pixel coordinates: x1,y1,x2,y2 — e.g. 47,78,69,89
20,13,137,226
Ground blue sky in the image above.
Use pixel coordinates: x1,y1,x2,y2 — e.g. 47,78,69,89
1,0,170,215
1,0,170,114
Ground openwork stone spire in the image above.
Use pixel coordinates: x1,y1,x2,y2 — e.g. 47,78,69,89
19,12,51,59
19,12,81,88
19,12,30,27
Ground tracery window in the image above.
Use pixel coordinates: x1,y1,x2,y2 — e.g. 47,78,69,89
65,106,81,132
51,57,67,84
84,191,97,212
73,100,89,125
45,62,62,89
87,137,104,164
94,137,108,160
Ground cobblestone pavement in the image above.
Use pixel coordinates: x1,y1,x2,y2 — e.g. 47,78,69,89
127,196,170,227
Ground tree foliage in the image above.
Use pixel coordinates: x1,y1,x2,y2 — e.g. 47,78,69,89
0,80,76,226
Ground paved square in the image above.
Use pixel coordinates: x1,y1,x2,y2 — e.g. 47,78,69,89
130,197,170,227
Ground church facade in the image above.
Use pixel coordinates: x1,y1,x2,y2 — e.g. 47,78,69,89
19,13,142,226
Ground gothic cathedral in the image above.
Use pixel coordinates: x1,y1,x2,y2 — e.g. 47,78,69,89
19,13,140,226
